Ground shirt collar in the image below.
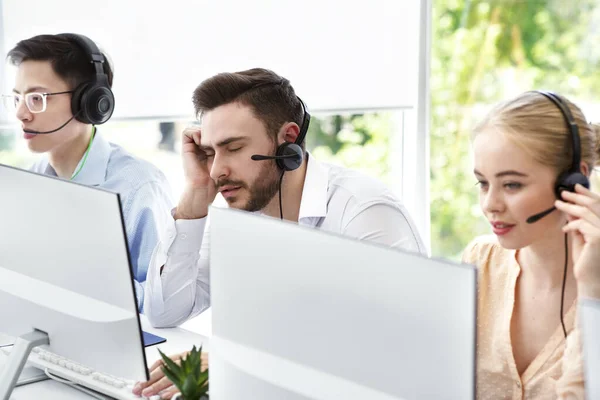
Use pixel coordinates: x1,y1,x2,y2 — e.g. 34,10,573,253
298,152,328,221
42,129,111,186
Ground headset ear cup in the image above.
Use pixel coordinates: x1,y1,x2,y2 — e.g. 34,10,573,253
82,84,115,125
70,82,115,125
71,82,89,124
555,172,590,198
275,142,304,171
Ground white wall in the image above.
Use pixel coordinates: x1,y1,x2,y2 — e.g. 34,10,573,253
2,0,419,119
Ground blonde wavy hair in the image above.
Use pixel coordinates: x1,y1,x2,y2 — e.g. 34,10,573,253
473,91,600,175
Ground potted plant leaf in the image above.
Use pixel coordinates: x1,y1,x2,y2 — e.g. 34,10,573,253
157,345,209,400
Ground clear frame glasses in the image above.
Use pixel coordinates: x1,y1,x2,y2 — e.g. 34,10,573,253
1,91,73,114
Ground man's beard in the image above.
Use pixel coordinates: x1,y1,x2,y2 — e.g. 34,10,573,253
216,150,281,212
243,158,281,212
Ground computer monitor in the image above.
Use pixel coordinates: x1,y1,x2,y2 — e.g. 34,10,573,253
0,164,148,398
581,297,600,399
209,207,477,400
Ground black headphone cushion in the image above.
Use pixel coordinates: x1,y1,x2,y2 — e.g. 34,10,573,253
71,82,89,123
276,142,304,171
555,171,590,198
72,82,115,125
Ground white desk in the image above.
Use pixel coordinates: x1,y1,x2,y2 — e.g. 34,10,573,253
9,315,209,400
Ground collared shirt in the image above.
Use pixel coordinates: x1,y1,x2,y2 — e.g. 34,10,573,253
463,236,585,400
145,153,426,328
31,131,174,311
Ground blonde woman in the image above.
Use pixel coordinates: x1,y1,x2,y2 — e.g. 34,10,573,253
464,90,600,399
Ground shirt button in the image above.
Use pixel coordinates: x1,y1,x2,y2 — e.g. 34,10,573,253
516,381,521,388
180,233,187,240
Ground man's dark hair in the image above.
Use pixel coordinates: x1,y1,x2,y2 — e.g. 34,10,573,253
6,34,113,90
192,68,306,147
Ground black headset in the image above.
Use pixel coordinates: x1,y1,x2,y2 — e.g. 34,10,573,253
535,90,590,197
61,33,115,125
250,88,311,171
271,97,310,171
247,81,311,220
530,90,591,338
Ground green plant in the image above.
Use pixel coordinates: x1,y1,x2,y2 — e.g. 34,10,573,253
158,346,209,400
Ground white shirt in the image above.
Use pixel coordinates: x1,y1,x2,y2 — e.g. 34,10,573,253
144,154,426,327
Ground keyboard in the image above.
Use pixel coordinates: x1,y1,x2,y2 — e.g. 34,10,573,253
0,333,14,347
25,347,145,399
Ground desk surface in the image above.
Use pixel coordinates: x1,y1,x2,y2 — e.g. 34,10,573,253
10,314,209,400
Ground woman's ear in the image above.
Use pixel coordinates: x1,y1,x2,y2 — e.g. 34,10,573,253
580,161,591,177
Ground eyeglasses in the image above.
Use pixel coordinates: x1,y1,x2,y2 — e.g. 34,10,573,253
1,91,73,114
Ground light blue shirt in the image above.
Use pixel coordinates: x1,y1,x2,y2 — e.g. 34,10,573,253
31,131,174,311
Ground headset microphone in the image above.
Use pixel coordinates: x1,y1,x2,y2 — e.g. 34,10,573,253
526,206,556,224
23,113,79,135
251,154,300,161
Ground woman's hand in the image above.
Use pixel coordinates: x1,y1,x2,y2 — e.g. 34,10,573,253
555,184,600,299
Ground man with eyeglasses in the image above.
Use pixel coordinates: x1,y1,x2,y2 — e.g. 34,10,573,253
2,34,174,311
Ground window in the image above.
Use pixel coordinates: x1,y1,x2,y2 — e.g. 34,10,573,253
430,0,600,259
1,0,428,249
